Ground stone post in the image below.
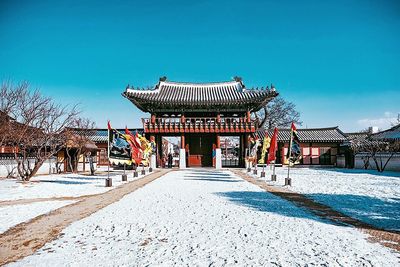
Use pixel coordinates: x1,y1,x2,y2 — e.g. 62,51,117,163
215,135,222,169
180,135,186,169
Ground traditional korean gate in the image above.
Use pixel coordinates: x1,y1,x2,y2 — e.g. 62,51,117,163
187,134,213,167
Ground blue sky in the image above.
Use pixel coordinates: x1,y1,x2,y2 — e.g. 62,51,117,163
1,0,399,132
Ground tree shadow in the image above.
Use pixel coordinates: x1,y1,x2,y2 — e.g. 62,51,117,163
62,176,105,181
215,191,331,224
40,180,92,185
188,170,231,176
184,174,242,183
307,193,400,231
216,191,400,231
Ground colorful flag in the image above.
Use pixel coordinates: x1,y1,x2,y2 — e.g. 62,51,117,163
267,127,278,164
249,136,260,157
258,131,271,164
107,121,132,165
287,122,301,165
138,134,152,166
125,128,142,149
125,127,143,165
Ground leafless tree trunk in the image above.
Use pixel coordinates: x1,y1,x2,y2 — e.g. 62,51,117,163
2,82,79,180
64,117,96,173
255,96,301,129
351,130,400,172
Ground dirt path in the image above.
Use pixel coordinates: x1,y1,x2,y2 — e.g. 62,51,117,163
0,169,170,266
0,196,88,207
232,169,400,252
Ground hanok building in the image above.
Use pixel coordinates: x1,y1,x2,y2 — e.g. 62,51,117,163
371,124,400,142
123,78,277,168
257,126,348,165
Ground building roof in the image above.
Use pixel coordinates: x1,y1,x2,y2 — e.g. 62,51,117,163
371,124,400,141
344,132,385,148
255,126,347,143
123,78,278,113
71,128,144,143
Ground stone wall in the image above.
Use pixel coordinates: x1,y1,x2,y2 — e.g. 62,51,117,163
0,156,97,178
354,153,400,172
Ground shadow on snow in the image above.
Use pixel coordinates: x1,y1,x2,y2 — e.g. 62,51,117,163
39,179,92,185
184,173,242,183
215,191,400,231
299,167,400,178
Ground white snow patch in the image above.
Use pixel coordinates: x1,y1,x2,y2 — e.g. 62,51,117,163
248,166,400,231
8,169,399,266
0,200,75,234
0,170,147,201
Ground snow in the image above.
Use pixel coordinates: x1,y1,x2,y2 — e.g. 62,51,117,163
9,169,399,266
0,169,147,201
248,166,400,231
0,200,75,234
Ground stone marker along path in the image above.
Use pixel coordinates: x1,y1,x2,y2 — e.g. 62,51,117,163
0,169,169,266
232,169,400,252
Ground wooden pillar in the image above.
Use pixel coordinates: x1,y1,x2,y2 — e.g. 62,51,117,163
181,114,185,124
181,134,185,149
216,135,220,148
216,114,221,123
240,134,245,167
151,114,156,124
246,111,251,123
180,134,186,169
156,135,162,167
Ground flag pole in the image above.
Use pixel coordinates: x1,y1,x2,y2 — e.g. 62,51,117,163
247,135,251,172
285,125,293,186
122,162,127,181
106,121,111,187
272,162,276,181
261,163,265,178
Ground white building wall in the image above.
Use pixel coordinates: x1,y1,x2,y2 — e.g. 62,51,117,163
336,155,346,168
0,157,97,178
354,153,400,172
0,157,64,178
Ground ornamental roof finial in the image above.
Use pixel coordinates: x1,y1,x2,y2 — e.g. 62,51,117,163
233,76,242,82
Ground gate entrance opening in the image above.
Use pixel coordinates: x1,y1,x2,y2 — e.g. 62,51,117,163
187,134,214,167
160,136,180,168
221,136,240,167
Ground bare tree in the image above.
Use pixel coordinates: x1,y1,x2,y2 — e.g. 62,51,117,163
2,82,79,180
350,129,400,172
64,117,96,173
392,113,400,126
0,81,27,148
255,96,301,129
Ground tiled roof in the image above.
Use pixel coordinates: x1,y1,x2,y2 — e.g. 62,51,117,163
371,124,400,141
74,129,144,143
123,79,278,113
255,127,347,143
344,132,385,148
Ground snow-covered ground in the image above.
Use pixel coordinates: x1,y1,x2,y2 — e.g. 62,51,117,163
9,169,399,266
248,166,400,231
0,200,75,234
0,169,147,201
